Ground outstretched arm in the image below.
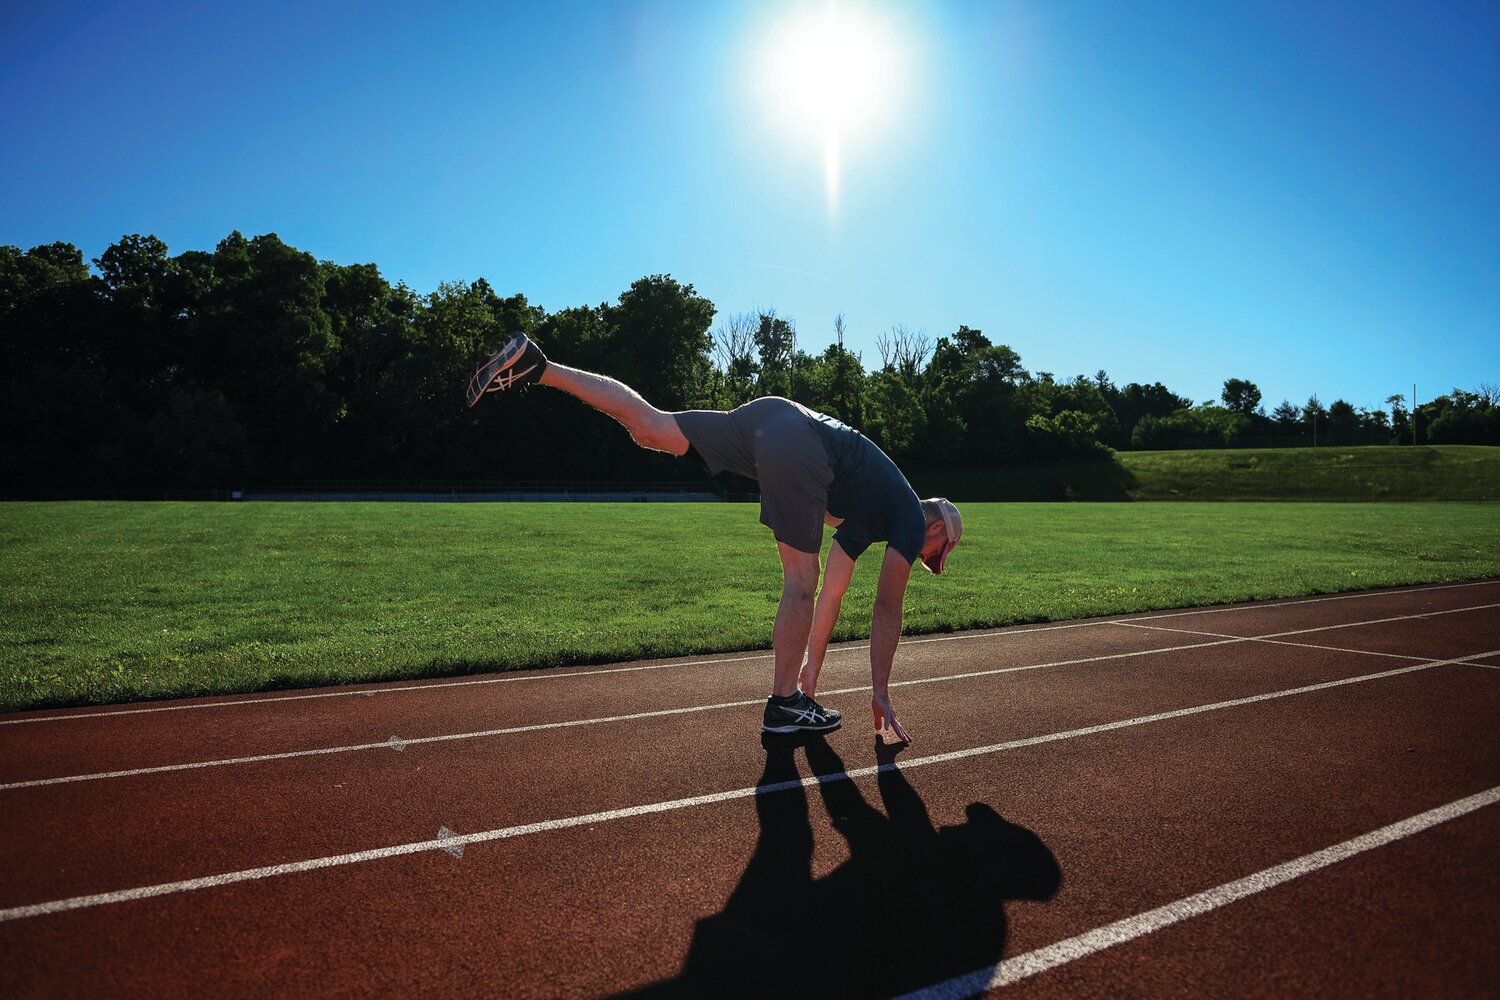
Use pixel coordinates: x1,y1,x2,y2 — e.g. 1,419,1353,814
870,546,913,743
798,541,856,696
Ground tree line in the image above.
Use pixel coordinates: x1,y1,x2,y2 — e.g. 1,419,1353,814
3,232,1496,489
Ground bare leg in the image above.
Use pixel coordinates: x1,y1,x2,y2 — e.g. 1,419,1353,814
773,541,821,697
772,587,816,697
538,363,690,455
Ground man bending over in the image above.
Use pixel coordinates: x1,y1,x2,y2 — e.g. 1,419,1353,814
468,333,962,744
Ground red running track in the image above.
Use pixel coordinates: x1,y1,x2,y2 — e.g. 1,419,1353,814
1,580,1497,997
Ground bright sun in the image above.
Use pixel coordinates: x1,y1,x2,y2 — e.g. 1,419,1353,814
756,1,905,214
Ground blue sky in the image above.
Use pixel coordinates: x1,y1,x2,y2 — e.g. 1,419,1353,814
3,0,1496,413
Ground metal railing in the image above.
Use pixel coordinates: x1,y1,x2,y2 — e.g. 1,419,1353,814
240,480,759,503
0,482,760,502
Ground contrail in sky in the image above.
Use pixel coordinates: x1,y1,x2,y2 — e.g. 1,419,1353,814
749,263,834,283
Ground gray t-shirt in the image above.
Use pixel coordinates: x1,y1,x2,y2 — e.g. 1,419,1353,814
674,397,924,563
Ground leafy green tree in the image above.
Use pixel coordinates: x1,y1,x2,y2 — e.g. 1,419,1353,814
778,332,862,427
1270,399,1302,432
1220,378,1262,415
917,326,1029,462
1111,380,1193,449
824,314,865,427
752,309,797,399
1301,395,1327,444
1383,393,1407,443
1327,399,1358,445
542,304,610,368
146,387,250,486
0,242,106,486
0,242,97,368
318,262,425,474
323,262,410,395
1424,389,1500,444
1131,404,1249,449
605,275,715,410
862,369,924,457
194,231,337,479
1361,406,1391,443
1025,409,1107,455
1014,373,1118,457
95,234,175,387
916,332,972,461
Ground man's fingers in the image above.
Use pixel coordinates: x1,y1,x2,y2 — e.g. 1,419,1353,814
881,714,909,744
872,700,910,745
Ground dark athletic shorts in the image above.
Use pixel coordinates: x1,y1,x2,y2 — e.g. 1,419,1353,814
674,398,832,554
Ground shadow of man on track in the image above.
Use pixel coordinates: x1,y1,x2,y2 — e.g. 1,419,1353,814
628,733,1062,999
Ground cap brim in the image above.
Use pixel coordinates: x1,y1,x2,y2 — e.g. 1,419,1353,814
924,537,958,575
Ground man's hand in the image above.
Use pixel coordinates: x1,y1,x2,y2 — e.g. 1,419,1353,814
872,691,910,744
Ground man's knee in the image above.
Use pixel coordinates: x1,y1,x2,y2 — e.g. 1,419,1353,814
638,412,690,455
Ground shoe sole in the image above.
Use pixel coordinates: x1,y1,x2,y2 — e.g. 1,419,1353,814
761,720,842,734
467,335,535,406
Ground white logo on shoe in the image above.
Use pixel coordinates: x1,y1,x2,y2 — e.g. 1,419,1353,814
487,362,537,393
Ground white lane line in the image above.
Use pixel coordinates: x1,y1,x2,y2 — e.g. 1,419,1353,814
0,696,771,790
1111,624,1432,662
6,580,1495,727
3,640,1248,791
1114,624,1478,665
3,648,1494,923
1123,578,1500,623
898,784,1500,1000
1120,601,1500,639
6,603,1493,791
0,621,1106,728
0,650,779,726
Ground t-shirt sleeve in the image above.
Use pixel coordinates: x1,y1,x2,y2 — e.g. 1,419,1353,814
885,503,925,565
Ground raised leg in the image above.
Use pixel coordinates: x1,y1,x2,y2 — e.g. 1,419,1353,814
538,363,690,455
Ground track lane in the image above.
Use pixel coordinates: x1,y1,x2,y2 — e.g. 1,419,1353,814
989,803,1500,1000
1,583,1497,998
2,633,1485,908
1,659,1495,997
4,595,1489,786
0,623,1200,784
1130,583,1500,638
5,580,1494,740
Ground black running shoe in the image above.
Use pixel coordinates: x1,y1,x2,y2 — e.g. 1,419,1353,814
761,691,842,734
467,332,549,406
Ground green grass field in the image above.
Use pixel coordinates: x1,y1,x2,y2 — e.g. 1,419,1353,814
2,500,1497,713
912,445,1500,501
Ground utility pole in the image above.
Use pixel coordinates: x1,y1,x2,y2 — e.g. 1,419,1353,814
1412,383,1418,446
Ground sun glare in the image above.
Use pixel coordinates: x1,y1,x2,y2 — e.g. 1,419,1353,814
756,1,906,216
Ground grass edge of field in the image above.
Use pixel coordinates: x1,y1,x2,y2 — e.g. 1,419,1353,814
5,568,1497,716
